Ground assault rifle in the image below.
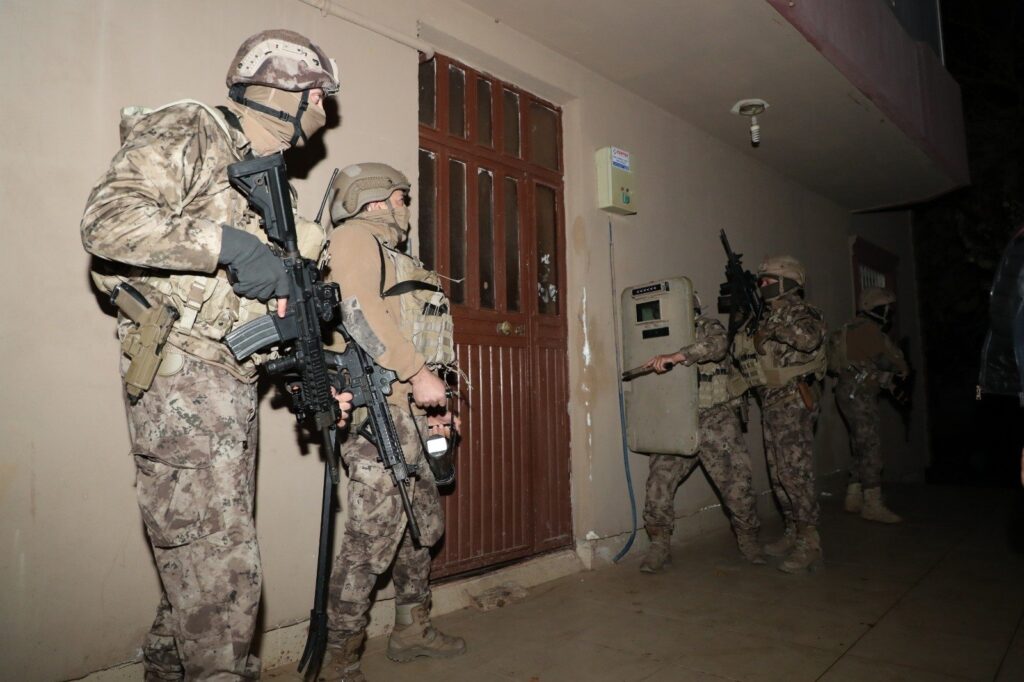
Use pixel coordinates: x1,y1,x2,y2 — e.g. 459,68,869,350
225,153,343,477
223,153,342,681
324,336,422,543
223,154,421,680
890,336,915,441
717,230,764,341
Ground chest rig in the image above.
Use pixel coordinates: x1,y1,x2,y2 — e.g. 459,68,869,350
375,239,456,370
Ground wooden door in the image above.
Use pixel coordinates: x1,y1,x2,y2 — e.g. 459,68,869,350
418,55,572,577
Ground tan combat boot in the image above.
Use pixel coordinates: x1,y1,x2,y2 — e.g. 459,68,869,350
387,601,466,662
640,526,672,573
762,522,796,558
860,487,902,524
736,531,767,565
844,482,863,514
319,632,366,682
779,525,823,574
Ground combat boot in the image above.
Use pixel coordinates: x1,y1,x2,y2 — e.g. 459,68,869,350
736,531,767,565
860,487,902,524
640,526,672,573
387,601,466,662
844,482,863,514
762,522,796,558
779,525,823,574
319,632,366,682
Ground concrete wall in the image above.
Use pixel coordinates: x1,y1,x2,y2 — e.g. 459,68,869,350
0,0,926,679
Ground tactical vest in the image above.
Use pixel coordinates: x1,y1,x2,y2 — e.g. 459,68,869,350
89,100,326,380
697,362,731,410
376,240,456,370
730,328,828,393
828,319,896,390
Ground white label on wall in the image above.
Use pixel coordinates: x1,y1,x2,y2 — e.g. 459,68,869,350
611,147,631,171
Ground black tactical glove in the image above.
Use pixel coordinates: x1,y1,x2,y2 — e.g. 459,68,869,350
218,225,290,301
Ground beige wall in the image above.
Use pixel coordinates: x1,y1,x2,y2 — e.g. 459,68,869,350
0,1,926,679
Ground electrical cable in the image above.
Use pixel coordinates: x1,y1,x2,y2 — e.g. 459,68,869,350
608,219,638,562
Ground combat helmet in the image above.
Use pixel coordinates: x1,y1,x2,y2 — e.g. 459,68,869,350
331,163,411,224
226,29,339,147
858,287,896,311
757,254,805,300
226,29,339,93
858,287,896,324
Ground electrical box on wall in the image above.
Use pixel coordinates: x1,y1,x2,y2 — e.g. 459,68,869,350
596,146,637,215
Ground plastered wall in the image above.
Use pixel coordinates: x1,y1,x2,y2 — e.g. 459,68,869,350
0,1,926,679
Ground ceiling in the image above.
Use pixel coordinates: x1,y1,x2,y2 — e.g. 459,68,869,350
457,0,959,210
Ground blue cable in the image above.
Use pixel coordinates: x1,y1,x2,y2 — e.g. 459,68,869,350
608,219,638,562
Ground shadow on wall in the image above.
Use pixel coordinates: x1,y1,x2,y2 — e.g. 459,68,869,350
286,98,342,180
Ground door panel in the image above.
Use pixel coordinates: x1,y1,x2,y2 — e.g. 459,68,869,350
419,54,571,580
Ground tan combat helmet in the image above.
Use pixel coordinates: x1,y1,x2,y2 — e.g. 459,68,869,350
858,287,896,312
226,29,339,94
858,286,896,324
757,254,805,300
331,163,411,224
226,29,340,147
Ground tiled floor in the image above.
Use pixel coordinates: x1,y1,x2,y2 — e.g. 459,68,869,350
267,484,1024,681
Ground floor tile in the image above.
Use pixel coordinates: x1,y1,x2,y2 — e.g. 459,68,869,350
847,619,1008,681
819,654,973,681
263,484,1024,682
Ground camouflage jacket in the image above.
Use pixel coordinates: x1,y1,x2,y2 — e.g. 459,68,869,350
81,101,321,381
753,293,827,404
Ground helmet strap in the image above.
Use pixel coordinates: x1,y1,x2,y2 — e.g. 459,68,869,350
228,84,309,146
863,304,891,326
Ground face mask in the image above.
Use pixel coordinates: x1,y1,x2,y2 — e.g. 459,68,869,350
759,281,783,301
389,204,411,232
233,86,325,152
298,104,326,144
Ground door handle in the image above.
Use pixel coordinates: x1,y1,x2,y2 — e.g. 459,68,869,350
497,321,526,336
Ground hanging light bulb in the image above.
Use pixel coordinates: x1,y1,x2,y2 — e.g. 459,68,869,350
731,99,769,148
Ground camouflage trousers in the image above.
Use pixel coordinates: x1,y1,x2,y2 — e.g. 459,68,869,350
835,380,883,488
124,352,261,681
643,403,760,534
327,407,445,641
761,385,820,527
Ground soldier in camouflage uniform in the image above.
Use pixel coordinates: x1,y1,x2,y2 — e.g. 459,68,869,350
731,255,828,574
637,308,765,572
321,164,464,682
831,287,909,523
81,30,346,680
